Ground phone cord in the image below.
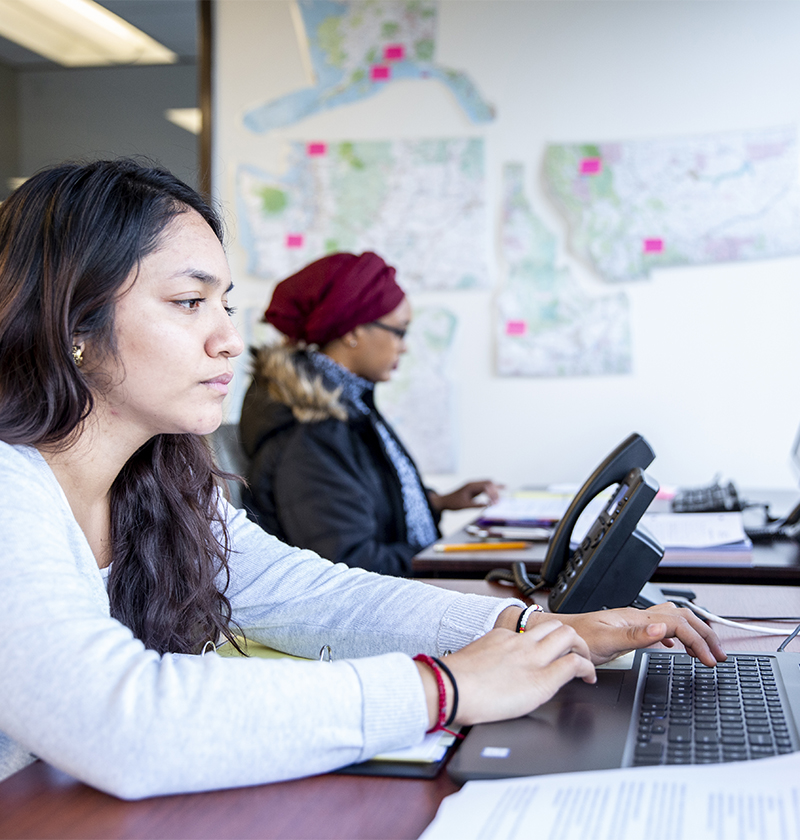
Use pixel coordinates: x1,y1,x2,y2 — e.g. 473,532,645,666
485,562,544,599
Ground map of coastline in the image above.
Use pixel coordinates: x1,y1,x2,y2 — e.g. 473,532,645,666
237,137,488,291
244,0,494,132
543,125,800,283
497,163,632,377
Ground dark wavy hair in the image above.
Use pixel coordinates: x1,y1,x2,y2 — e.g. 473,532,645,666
0,159,242,655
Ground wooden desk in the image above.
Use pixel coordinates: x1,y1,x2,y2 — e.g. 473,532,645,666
2,580,799,840
413,528,800,585
415,488,800,583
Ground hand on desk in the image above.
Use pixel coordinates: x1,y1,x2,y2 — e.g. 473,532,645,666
429,480,503,512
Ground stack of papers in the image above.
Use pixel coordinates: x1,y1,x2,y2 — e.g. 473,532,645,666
372,729,458,764
420,752,800,840
478,494,753,566
642,511,753,566
477,491,574,527
478,490,611,540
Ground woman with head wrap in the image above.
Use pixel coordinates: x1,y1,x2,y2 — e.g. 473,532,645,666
239,252,501,576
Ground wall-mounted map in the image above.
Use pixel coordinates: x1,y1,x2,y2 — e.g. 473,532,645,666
497,163,631,377
544,125,800,283
244,0,495,132
378,306,457,474
237,137,488,291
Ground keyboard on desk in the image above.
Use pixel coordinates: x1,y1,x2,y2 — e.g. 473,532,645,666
671,480,743,513
631,652,796,766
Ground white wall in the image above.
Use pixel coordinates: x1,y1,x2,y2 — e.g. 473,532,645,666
213,0,800,503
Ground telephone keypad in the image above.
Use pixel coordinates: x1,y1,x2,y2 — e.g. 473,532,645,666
548,465,663,613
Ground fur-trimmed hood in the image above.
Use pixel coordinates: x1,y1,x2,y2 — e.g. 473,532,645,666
251,345,348,423
240,345,351,459
238,345,437,574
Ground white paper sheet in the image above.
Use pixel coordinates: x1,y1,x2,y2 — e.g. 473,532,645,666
478,493,575,524
420,753,800,840
642,511,749,548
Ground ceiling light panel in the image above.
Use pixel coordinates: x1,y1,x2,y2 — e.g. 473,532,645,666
165,107,201,135
0,0,177,66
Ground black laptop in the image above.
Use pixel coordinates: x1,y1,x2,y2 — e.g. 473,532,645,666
448,648,800,782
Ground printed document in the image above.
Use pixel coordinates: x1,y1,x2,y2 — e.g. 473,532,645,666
641,511,749,548
420,752,800,840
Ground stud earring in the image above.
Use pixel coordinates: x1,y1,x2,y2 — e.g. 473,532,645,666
72,345,84,368
349,339,357,348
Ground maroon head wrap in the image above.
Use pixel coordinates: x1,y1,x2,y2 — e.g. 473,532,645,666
263,252,405,346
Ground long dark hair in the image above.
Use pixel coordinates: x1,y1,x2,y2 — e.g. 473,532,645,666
0,159,241,655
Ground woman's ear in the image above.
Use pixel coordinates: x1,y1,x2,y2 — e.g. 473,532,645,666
341,328,359,349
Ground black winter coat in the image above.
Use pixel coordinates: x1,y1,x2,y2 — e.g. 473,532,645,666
239,347,440,576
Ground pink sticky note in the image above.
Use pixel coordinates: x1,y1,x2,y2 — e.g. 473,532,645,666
285,234,304,248
505,320,527,336
371,65,391,81
384,44,405,61
307,142,327,156
643,238,664,253
580,157,602,175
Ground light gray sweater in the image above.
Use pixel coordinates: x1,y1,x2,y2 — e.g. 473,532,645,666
0,443,519,799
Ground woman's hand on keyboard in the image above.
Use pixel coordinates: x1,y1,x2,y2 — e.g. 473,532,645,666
437,621,596,726
553,603,727,667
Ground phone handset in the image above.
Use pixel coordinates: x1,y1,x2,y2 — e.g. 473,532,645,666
540,433,665,614
540,433,656,585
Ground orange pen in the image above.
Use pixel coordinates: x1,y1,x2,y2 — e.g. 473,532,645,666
432,541,530,552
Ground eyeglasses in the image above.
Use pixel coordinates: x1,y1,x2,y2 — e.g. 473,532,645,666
369,321,408,341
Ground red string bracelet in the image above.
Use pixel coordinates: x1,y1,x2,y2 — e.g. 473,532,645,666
413,654,463,738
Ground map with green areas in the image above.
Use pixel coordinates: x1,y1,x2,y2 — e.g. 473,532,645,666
244,0,494,132
237,137,488,291
543,125,800,283
497,163,631,377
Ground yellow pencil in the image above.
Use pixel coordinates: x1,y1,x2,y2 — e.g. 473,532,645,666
432,541,530,552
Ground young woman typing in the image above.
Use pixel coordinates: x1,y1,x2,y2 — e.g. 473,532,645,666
0,160,725,799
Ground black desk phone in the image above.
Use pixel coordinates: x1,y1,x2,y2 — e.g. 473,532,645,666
542,433,665,613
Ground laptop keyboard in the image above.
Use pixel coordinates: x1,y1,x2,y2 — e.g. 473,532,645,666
632,652,796,766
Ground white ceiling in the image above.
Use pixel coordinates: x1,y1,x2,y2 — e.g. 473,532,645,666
0,0,199,68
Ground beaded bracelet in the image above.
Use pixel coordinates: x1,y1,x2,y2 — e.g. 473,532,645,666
432,657,459,728
413,654,462,738
516,603,545,633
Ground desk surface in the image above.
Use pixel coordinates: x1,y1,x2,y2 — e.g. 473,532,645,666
2,579,800,840
414,490,800,584
413,528,800,583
